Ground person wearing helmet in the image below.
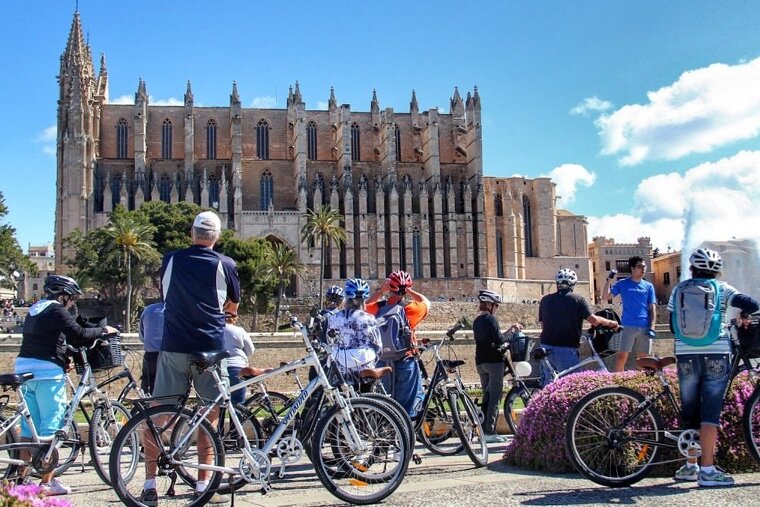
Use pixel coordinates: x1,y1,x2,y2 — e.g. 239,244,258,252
668,248,759,487
366,270,431,417
538,268,619,387
325,278,382,376
314,285,344,344
473,289,521,443
16,275,118,496
602,256,657,372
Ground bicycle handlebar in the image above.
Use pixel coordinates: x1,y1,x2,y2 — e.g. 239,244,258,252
66,335,114,353
446,322,465,339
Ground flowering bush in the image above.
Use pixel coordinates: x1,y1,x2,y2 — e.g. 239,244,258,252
0,482,72,507
503,369,760,475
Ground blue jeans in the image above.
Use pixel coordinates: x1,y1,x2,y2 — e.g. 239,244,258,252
677,354,730,428
378,358,424,418
539,344,580,387
227,366,245,406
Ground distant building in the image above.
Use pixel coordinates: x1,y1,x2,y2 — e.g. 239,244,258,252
651,250,681,304
19,244,55,301
699,239,760,302
588,237,653,303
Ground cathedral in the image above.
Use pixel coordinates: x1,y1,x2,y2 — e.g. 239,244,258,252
55,12,591,301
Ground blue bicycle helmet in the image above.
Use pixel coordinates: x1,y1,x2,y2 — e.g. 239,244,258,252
344,278,370,300
325,285,344,304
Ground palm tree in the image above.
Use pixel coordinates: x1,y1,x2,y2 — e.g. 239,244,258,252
300,206,347,309
248,256,275,332
267,242,305,332
104,215,158,332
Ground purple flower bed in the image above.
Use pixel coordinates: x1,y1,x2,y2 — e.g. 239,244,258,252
0,483,73,507
503,369,760,475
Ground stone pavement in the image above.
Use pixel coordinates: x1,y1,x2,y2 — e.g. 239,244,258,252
51,439,760,506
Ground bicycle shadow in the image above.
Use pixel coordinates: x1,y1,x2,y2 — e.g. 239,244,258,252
514,484,688,505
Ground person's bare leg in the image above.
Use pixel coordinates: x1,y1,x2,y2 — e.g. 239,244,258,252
614,351,629,372
700,424,718,467
197,406,220,483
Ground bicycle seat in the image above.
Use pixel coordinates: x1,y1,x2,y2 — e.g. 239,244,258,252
636,356,676,371
442,359,465,369
0,372,34,386
239,367,274,379
188,350,231,366
531,347,549,361
358,366,392,380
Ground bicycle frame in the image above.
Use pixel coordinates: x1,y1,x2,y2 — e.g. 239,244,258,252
544,334,608,383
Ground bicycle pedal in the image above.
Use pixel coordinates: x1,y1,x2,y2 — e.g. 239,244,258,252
412,454,423,465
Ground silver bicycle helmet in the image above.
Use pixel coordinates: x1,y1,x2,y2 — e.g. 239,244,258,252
478,289,502,304
689,248,723,273
555,268,578,288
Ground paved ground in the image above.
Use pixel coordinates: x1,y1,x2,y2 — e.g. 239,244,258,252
52,439,760,506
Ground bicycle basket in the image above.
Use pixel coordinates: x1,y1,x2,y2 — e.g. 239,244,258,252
73,338,125,374
590,308,621,358
507,331,530,362
737,317,760,359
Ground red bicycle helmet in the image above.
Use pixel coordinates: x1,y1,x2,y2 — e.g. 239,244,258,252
387,270,413,293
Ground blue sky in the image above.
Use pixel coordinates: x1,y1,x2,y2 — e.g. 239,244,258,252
2,0,760,253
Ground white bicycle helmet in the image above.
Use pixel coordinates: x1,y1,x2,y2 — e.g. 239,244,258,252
689,248,723,273
478,289,502,304
555,268,578,288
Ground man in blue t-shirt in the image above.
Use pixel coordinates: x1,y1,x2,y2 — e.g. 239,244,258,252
603,255,656,372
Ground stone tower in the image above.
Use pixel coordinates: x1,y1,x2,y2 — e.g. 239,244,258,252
55,11,106,272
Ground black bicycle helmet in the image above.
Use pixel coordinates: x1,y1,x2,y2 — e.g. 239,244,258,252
43,275,84,297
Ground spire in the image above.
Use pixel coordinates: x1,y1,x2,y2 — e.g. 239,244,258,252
472,85,481,108
328,86,337,109
185,80,193,105
410,89,418,113
293,81,302,104
135,78,148,103
450,86,464,116
286,85,294,107
371,89,379,113
99,53,107,75
60,11,95,101
231,81,240,103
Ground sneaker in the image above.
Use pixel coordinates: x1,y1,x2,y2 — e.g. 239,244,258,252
674,463,699,481
698,467,734,487
193,491,229,505
484,434,507,444
40,478,72,496
139,488,158,507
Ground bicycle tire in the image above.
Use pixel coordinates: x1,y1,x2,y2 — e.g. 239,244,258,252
89,400,132,486
565,386,664,487
449,391,488,467
742,386,760,464
109,405,224,507
503,385,539,435
417,388,463,456
311,397,410,505
0,416,18,480
360,392,415,453
246,390,293,439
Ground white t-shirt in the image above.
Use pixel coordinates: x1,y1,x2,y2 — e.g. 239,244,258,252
326,309,382,373
223,323,254,368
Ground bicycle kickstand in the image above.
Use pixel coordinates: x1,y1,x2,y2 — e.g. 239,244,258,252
165,471,178,497
412,453,423,465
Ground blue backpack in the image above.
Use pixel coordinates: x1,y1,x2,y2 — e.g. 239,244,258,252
376,302,412,362
672,279,723,347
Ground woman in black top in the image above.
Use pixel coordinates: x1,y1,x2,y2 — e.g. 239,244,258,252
473,289,520,443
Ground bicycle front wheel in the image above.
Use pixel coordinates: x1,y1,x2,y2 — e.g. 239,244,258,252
449,391,488,467
565,386,664,487
311,397,410,505
503,384,538,434
110,405,224,507
742,386,760,464
89,400,133,486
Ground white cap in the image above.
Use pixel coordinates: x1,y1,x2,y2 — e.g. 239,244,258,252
193,211,222,231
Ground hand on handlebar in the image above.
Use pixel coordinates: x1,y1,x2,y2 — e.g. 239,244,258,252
103,325,119,336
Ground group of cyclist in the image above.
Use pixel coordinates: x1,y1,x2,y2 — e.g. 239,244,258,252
11,204,760,497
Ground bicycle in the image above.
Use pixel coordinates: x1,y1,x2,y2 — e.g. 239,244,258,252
564,324,759,487
109,315,411,506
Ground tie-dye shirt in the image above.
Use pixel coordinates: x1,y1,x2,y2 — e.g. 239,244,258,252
326,309,382,372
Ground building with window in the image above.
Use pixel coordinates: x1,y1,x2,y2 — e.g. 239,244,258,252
19,244,56,302
651,250,681,304
588,236,653,303
55,12,592,299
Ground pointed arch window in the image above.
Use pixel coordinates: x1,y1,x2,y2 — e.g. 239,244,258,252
111,174,123,208
412,227,422,279
496,234,504,278
208,174,220,208
260,170,273,210
523,195,534,257
161,119,173,159
458,181,467,213
314,172,326,205
257,120,270,160
394,124,402,162
351,123,361,161
307,121,317,160
116,118,128,159
206,119,217,160
159,175,172,202
494,193,503,216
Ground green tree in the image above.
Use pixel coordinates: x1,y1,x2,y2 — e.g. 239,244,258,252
133,200,202,254
0,192,36,290
300,206,346,309
268,242,305,331
215,236,277,331
104,209,159,332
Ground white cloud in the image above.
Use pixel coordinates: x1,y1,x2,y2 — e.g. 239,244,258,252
597,57,760,165
37,125,56,156
149,96,182,106
251,96,276,108
315,101,329,110
545,164,596,204
570,96,612,116
110,95,134,105
588,149,760,251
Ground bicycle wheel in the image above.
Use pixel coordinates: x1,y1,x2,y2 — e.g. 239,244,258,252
0,417,18,480
565,386,664,487
360,392,414,453
742,386,760,464
503,385,539,434
417,388,463,456
449,391,488,467
311,397,409,505
31,419,82,478
246,390,292,439
110,405,224,507
89,400,133,486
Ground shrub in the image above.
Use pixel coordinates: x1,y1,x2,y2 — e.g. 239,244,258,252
0,482,72,507
503,369,760,475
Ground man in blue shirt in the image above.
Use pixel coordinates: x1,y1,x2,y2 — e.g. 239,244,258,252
138,302,164,394
603,255,656,372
